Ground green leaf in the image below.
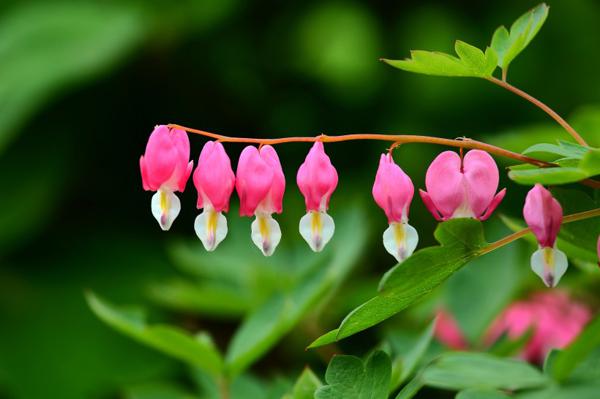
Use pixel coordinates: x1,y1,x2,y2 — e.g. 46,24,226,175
491,3,549,71
282,368,322,399
382,40,497,78
0,2,145,153
421,352,549,391
85,292,223,376
522,140,589,160
225,207,368,376
148,278,253,318
456,389,511,399
550,314,600,382
579,148,600,175
310,219,487,347
515,383,600,399
393,376,424,399
508,165,589,185
390,319,436,390
315,351,392,399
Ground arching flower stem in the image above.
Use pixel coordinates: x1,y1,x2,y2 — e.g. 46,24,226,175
167,123,600,189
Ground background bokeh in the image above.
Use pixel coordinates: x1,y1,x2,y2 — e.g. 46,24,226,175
0,0,599,398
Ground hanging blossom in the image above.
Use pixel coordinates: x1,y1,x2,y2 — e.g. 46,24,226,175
523,184,567,287
372,153,418,262
297,141,338,252
193,141,236,251
435,291,591,364
420,150,506,221
236,145,286,256
140,125,193,230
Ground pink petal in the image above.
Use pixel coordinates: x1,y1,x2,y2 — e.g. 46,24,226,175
419,189,443,221
523,184,563,247
297,141,338,212
372,154,413,223
424,151,465,219
236,146,274,216
194,141,235,212
259,145,286,214
462,150,500,217
141,125,192,192
479,188,506,221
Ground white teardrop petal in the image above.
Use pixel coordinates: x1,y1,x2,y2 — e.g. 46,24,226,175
299,211,335,252
383,222,419,263
194,209,228,251
531,246,568,287
251,213,282,256
151,189,181,231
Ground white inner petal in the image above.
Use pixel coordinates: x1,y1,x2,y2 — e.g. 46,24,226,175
383,222,419,263
531,246,568,287
151,189,181,231
251,213,281,256
299,211,335,252
194,209,228,251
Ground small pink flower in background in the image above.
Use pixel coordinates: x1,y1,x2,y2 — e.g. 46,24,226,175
486,291,591,363
236,145,286,256
434,291,591,364
140,125,193,230
435,309,468,350
193,141,235,251
420,150,506,221
297,141,338,252
523,184,567,287
372,154,418,262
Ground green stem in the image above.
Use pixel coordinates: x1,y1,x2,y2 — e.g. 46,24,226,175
481,208,600,255
487,76,589,147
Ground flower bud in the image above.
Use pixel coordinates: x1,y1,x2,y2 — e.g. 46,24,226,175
523,184,567,287
372,154,418,262
193,141,236,251
419,150,505,221
236,145,285,256
297,141,338,252
140,125,193,230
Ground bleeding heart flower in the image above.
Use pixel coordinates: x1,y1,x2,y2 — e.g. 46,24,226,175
297,141,338,252
193,141,235,251
419,150,506,221
372,153,418,262
236,145,285,256
140,125,193,230
523,184,567,287
486,291,591,363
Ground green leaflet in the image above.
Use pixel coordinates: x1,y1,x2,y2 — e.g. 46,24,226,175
282,368,322,399
509,141,600,185
309,219,487,347
315,351,392,399
85,292,223,376
491,3,549,71
382,40,497,78
396,352,549,398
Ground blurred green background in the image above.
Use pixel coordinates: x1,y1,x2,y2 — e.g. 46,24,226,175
1,0,599,398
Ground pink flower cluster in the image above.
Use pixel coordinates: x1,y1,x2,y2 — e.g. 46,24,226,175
140,126,591,286
435,291,592,364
